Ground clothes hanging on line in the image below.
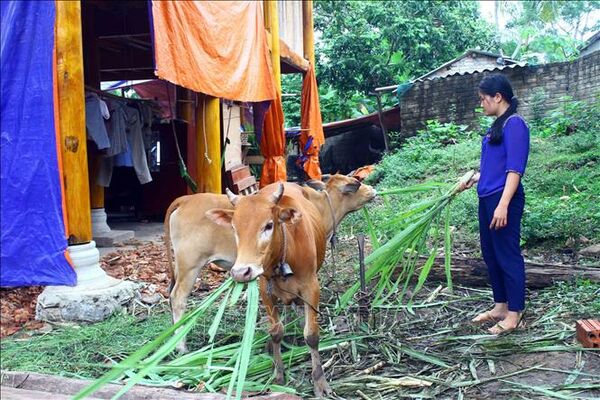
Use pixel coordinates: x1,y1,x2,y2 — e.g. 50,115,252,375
85,93,111,150
85,90,157,187
113,105,152,184
104,99,129,157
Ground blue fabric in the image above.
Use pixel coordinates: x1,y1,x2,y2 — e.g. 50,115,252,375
478,188,526,312
478,115,530,198
1,1,76,287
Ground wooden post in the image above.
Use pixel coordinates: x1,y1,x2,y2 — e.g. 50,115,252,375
55,0,92,244
196,94,221,193
177,86,194,124
82,1,104,210
302,0,315,67
264,0,281,92
186,92,198,195
88,158,104,209
373,92,390,152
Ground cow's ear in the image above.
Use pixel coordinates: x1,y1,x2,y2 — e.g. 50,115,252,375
305,179,326,191
341,179,361,194
205,209,234,227
279,207,302,225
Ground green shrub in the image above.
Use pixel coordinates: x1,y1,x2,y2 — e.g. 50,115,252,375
534,95,600,138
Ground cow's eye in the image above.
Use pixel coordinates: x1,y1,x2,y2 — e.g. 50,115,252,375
264,222,273,231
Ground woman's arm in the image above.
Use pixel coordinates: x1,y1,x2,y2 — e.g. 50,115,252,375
490,117,529,230
489,172,521,230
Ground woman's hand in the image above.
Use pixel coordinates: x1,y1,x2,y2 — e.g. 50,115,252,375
490,204,508,230
458,172,480,192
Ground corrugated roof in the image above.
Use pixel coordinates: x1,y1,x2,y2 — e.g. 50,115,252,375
416,49,526,81
375,61,528,94
417,62,523,82
580,31,600,52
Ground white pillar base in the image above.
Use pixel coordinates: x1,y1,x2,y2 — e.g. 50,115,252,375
91,208,134,247
91,208,111,236
36,241,138,323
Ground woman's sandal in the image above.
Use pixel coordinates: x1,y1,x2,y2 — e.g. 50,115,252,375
488,314,527,335
471,311,500,325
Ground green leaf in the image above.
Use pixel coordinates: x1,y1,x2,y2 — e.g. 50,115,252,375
390,50,404,65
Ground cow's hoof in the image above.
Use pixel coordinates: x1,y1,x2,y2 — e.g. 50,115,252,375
275,370,285,385
313,377,332,398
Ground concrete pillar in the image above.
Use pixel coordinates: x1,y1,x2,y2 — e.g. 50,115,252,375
91,208,134,247
36,241,137,322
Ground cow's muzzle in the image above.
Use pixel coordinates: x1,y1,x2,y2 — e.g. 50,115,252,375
230,263,264,282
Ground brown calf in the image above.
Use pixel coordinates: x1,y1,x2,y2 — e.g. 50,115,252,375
206,176,376,397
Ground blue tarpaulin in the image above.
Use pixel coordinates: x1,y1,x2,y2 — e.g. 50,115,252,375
1,0,76,287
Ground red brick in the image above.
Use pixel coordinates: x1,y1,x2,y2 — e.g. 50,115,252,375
576,319,600,348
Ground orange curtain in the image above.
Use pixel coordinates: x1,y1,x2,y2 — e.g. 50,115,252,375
299,64,324,180
151,1,276,102
260,92,287,187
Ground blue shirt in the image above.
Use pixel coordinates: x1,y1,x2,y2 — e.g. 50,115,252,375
478,115,530,198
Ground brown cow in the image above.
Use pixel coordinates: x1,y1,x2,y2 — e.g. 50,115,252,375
164,193,235,353
205,176,376,397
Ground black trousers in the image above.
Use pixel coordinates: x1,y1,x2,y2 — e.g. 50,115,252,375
478,186,526,312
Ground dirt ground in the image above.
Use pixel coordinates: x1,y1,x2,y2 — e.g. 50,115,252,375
1,234,599,399
0,238,225,339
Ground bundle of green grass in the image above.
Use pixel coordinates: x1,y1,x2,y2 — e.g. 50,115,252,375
339,170,475,310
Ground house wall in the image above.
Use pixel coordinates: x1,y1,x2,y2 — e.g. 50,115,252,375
427,54,503,79
400,50,600,135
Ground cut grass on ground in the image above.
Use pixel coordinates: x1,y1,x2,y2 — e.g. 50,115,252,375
2,236,599,399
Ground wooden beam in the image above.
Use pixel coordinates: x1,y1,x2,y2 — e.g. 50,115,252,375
302,0,315,67
56,0,92,244
196,94,221,193
280,37,309,72
264,0,281,92
0,371,301,400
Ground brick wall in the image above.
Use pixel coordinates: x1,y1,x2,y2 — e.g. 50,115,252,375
399,51,600,135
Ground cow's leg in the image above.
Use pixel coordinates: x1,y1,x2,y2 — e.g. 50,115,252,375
170,255,204,353
260,280,285,384
303,280,332,398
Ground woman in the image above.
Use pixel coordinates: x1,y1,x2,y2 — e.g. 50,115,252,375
460,74,530,335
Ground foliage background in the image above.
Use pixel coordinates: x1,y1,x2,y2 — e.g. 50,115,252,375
347,96,600,253
282,1,599,125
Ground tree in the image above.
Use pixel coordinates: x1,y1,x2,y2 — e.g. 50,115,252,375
498,1,599,62
291,1,499,122
313,1,498,94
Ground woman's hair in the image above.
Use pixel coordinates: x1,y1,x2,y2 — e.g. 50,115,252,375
479,74,519,145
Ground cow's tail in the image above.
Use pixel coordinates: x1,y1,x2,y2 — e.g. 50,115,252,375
164,198,182,297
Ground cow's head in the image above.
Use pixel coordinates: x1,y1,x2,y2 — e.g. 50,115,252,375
206,184,300,283
319,174,376,217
